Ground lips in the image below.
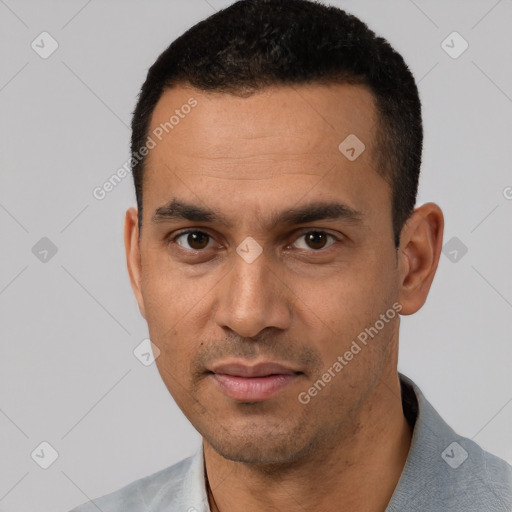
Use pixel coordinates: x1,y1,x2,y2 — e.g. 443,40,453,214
209,361,302,402
211,362,298,378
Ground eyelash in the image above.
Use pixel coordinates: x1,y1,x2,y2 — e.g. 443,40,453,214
169,229,340,252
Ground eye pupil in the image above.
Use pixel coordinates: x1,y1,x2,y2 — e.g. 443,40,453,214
188,232,209,250
306,232,327,250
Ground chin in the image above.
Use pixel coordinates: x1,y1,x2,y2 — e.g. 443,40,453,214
204,422,318,467
213,442,301,466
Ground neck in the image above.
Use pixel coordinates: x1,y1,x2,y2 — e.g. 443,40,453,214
204,370,413,512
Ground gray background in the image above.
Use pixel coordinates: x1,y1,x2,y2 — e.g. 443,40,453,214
1,0,511,511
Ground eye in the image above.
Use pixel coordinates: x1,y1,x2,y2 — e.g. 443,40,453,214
174,230,214,250
292,231,337,251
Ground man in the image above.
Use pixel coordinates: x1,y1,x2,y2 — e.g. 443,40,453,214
71,0,512,510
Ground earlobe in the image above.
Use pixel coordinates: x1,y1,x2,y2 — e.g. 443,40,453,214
397,203,444,315
124,207,146,319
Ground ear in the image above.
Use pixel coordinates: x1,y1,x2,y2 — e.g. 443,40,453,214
124,207,146,319
397,202,444,315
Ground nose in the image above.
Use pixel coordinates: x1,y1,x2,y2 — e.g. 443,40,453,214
214,247,292,339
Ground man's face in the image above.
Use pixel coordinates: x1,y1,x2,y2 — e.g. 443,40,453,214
128,83,403,464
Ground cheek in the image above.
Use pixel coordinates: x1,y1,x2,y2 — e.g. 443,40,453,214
139,267,194,372
139,254,222,367
310,259,387,321
302,250,397,357
141,250,204,328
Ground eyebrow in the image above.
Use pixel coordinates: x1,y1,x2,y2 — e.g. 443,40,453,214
152,198,365,229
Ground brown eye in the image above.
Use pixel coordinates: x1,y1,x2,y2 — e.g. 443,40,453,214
306,232,328,249
293,231,336,251
175,231,212,250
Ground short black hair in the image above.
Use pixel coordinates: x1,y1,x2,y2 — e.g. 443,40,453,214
131,0,423,248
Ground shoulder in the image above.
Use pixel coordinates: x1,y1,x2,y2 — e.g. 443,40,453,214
480,445,512,508
392,375,512,511
429,436,512,511
68,454,196,512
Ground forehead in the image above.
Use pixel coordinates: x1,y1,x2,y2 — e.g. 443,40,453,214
142,82,389,229
148,82,377,163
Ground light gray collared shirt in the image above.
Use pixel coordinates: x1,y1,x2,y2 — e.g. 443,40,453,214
70,374,512,511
